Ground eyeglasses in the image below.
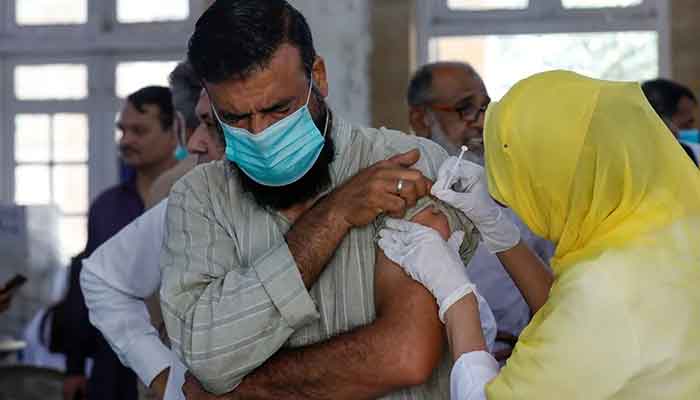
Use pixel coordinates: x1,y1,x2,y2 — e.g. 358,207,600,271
430,96,490,123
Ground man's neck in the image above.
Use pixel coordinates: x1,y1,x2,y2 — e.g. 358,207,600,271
134,158,177,202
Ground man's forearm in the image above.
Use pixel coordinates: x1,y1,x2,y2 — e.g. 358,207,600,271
183,324,401,400
286,196,351,288
229,322,395,400
220,254,444,400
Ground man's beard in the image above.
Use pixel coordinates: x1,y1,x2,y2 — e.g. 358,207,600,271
233,97,335,211
426,113,484,166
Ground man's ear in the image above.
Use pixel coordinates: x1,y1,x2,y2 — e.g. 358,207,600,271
410,107,430,138
311,56,329,98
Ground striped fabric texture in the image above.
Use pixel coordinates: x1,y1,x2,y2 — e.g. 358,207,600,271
160,116,478,398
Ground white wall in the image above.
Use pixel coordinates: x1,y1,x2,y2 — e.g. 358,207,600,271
290,1,371,126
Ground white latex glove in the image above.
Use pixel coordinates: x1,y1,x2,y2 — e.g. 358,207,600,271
451,351,500,400
432,157,520,254
378,218,476,322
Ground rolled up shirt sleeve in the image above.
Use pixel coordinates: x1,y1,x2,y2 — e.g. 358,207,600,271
80,201,171,386
159,171,319,395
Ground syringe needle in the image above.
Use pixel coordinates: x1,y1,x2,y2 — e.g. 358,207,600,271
444,145,469,190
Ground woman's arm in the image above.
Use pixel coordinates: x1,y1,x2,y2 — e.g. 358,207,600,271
443,294,500,400
496,241,553,315
444,294,486,362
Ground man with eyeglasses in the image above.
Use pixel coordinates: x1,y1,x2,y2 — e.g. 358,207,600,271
408,62,490,164
407,62,554,362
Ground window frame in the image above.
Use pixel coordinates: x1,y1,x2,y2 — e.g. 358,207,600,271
417,0,671,77
0,1,201,201
0,0,205,259
3,0,199,47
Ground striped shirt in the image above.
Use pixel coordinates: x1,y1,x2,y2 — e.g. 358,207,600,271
160,116,478,397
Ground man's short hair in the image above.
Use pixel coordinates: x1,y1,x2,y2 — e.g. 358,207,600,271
641,78,698,119
169,61,202,132
407,64,435,107
188,0,317,84
126,86,175,131
407,61,478,107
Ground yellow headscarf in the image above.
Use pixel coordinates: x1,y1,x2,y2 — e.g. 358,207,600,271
484,70,700,275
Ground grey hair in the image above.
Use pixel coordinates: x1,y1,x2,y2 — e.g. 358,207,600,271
168,61,203,132
407,61,479,107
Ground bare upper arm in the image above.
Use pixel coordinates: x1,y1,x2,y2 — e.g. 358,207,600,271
375,206,450,310
372,207,451,382
411,205,450,240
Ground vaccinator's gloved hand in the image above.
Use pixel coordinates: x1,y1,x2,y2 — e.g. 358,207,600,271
378,218,476,322
432,157,520,254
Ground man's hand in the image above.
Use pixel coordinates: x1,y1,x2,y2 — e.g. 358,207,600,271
63,374,87,400
183,372,227,400
150,368,170,400
328,149,432,228
287,149,434,289
0,291,13,313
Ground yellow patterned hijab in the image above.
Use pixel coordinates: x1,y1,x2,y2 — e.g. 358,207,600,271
484,71,700,274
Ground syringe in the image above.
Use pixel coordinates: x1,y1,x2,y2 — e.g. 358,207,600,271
443,145,469,190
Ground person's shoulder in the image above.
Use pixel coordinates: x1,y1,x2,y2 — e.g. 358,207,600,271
170,160,243,205
172,160,227,191
388,129,448,162
362,125,448,179
89,182,131,213
93,183,124,201
147,156,198,207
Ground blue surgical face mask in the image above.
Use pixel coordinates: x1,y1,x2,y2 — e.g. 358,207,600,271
678,129,699,144
174,145,189,161
173,111,189,160
213,79,327,187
